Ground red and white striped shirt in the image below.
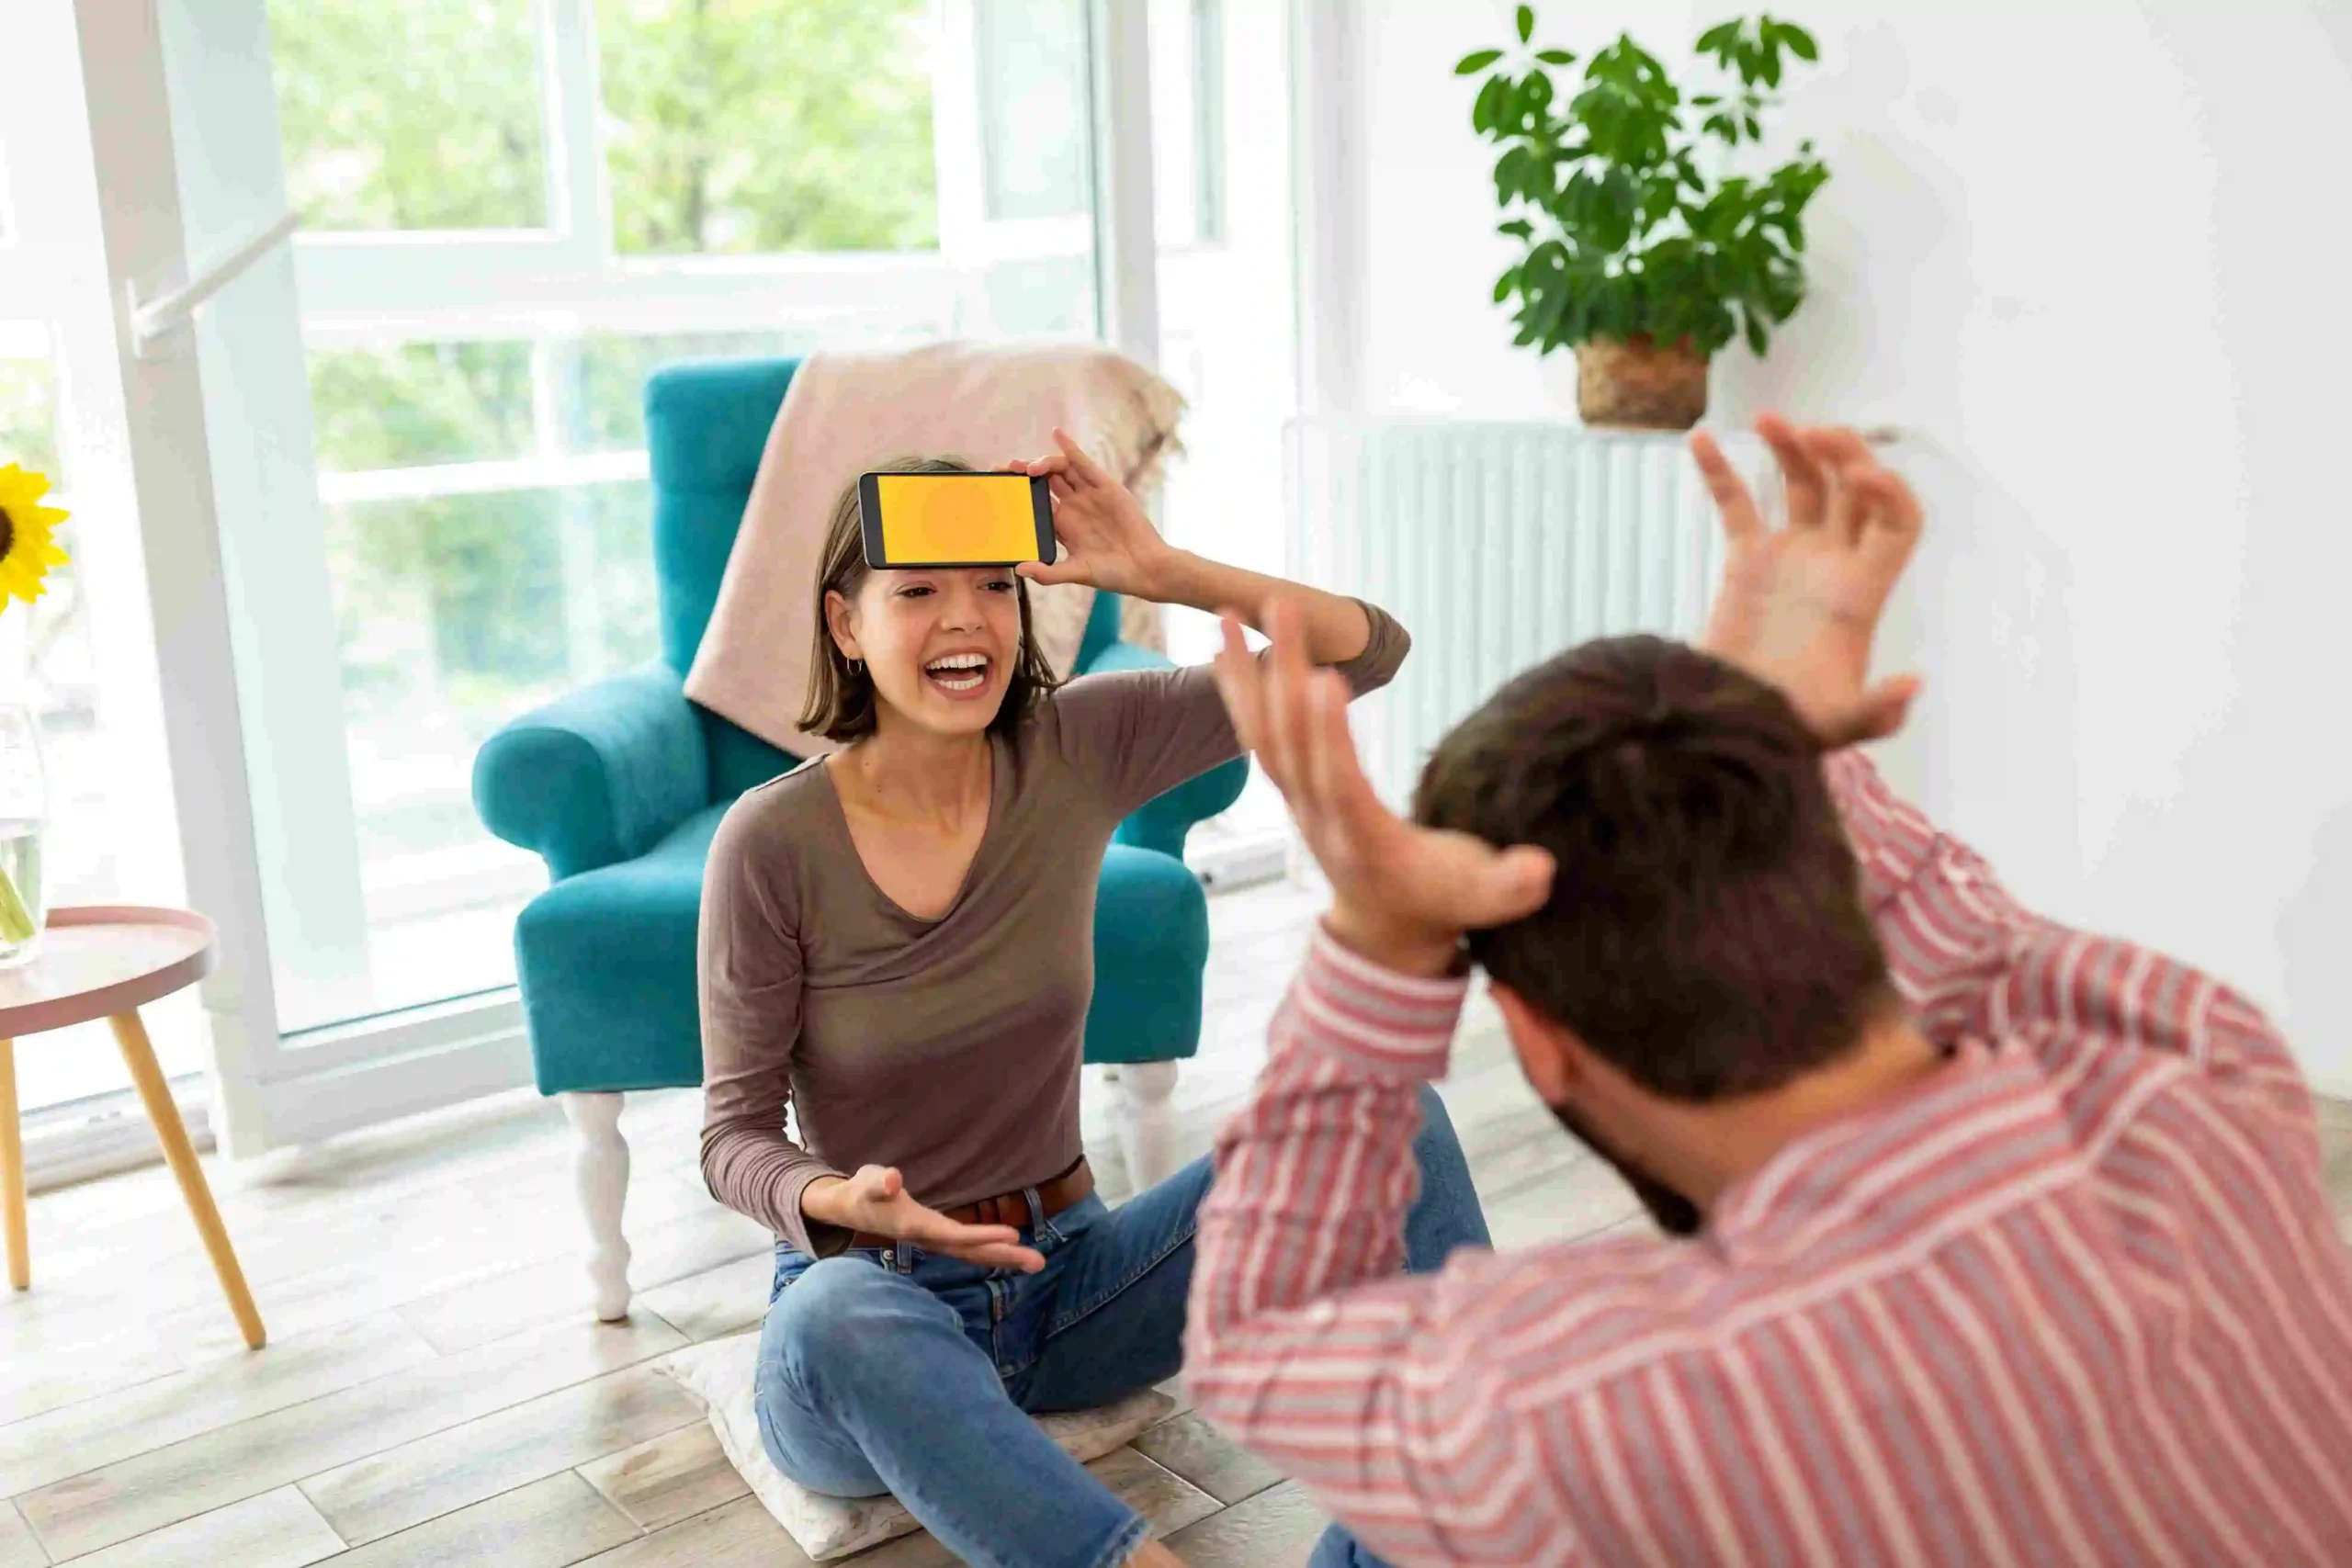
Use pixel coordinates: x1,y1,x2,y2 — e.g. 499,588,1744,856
1186,750,2352,1565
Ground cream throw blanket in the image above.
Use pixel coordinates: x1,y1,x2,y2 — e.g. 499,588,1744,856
684,341,1184,758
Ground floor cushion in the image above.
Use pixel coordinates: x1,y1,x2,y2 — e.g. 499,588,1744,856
657,1329,1177,1560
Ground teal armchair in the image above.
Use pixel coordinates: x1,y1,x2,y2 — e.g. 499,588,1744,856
473,357,1247,1319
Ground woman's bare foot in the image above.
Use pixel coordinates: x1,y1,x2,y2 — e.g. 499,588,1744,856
1128,1540,1187,1567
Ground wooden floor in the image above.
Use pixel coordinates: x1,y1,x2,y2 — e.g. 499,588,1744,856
5,878,2349,1567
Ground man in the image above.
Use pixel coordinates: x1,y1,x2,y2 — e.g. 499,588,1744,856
1184,419,2352,1566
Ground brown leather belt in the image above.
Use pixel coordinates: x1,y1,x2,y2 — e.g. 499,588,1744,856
848,1156,1093,1252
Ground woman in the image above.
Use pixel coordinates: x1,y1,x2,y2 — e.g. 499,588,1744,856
698,433,1489,1568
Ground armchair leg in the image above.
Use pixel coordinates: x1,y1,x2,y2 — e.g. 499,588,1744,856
563,1092,633,1322
1114,1061,1183,1191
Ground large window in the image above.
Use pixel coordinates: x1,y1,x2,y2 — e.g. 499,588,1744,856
262,0,1108,1032
17,0,1273,1149
1146,0,1299,839
0,40,202,1120
0,324,101,919
0,322,132,1111
0,330,62,475
1145,0,1287,610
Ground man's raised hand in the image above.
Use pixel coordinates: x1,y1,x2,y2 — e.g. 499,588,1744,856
1211,603,1553,977
1690,414,1924,750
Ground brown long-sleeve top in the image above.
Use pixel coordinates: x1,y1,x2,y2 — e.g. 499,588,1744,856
696,604,1409,1258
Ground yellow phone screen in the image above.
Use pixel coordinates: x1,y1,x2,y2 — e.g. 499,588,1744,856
876,474,1041,564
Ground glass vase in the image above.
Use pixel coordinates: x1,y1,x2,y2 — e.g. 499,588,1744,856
0,705,49,969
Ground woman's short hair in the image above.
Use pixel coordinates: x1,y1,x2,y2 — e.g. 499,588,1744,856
797,457,1064,743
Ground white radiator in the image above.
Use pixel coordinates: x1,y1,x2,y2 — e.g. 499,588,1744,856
1285,417,1770,807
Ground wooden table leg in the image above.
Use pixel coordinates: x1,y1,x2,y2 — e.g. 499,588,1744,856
109,1010,266,1348
1,1037,25,1291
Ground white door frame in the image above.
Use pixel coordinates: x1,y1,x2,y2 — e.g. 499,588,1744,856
69,0,288,1156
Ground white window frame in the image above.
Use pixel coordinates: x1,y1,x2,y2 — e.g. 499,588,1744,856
4,1,212,1189
70,0,1168,1160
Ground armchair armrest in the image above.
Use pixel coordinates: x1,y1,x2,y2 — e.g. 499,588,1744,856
473,663,711,881
1081,638,1252,861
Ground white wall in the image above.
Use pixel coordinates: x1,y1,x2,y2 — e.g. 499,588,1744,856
1324,0,2352,1086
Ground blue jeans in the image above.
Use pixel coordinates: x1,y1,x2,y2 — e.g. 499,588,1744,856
1309,1523,1401,1567
754,1086,1487,1568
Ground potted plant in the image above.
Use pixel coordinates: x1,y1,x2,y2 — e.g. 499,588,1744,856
1458,7,1828,430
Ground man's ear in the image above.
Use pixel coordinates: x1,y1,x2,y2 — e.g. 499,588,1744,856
1491,982,1582,1108
823,588,862,663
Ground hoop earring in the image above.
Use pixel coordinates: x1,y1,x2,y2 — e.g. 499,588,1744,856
847,658,863,675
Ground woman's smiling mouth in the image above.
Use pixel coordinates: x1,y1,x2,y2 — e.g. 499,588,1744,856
922,651,992,694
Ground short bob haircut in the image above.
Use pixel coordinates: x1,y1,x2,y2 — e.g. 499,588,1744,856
797,456,1063,743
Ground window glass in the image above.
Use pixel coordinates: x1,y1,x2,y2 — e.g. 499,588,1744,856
0,330,195,1106
263,0,1106,1031
266,0,550,231
0,323,60,477
1148,0,1283,835
598,0,939,255
1147,0,1225,247
978,0,1093,221
309,342,537,471
322,478,655,1018
1188,0,1225,243
566,329,817,452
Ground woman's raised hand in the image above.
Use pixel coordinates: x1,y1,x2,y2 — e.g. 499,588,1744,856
1010,428,1177,599
803,1165,1046,1273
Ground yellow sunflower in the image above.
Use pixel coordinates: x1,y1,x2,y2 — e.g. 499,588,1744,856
0,464,71,609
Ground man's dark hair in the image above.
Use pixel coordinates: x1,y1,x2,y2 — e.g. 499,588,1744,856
1413,635,1892,1102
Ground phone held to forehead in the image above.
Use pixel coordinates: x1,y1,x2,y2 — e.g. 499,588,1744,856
859,471,1055,570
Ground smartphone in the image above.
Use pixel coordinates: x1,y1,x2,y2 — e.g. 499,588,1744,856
858,470,1056,570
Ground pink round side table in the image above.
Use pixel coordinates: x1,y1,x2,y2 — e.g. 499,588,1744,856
0,905,266,1349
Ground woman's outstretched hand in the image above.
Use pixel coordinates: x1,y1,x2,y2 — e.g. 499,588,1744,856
1009,428,1179,599
1212,603,1554,978
801,1165,1046,1273
1689,414,1924,750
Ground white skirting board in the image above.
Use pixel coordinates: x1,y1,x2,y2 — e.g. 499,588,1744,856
22,1089,214,1194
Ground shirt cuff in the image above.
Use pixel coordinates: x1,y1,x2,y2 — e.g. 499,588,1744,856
1286,923,1470,1081
1823,747,1934,879
1821,746,1880,811
784,1167,854,1258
